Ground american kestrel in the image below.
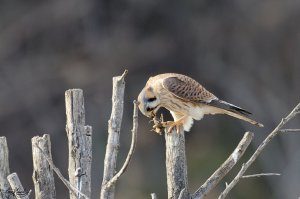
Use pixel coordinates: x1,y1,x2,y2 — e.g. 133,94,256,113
138,73,263,133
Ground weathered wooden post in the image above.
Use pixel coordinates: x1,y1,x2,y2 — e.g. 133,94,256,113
0,137,10,199
7,173,30,199
32,134,56,199
100,70,127,199
65,89,93,199
165,127,189,199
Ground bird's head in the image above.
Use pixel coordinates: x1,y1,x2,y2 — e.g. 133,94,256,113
138,86,160,118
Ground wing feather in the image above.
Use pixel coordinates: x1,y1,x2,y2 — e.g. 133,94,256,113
162,75,217,103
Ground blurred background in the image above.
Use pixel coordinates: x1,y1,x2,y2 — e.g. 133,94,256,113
1,0,300,198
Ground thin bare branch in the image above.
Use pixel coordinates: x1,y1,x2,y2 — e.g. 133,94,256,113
242,173,280,178
218,102,300,199
105,100,139,189
191,132,254,199
280,129,300,133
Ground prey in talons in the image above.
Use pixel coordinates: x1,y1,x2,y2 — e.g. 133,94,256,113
150,113,183,134
150,113,165,135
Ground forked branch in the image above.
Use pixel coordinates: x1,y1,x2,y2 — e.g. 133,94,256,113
101,70,140,199
104,100,139,189
101,70,127,199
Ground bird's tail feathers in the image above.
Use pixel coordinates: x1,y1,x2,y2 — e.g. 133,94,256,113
208,99,264,127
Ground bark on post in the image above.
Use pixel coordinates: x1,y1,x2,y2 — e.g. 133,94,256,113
100,70,127,199
65,89,93,199
165,127,188,199
32,134,56,199
7,173,30,199
0,137,10,199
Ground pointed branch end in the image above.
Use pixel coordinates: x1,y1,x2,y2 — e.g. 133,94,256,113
121,69,128,80
151,193,158,199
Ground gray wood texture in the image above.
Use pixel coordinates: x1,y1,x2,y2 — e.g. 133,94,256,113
65,89,92,199
165,127,189,199
100,70,127,199
7,173,30,199
32,134,56,199
0,137,10,199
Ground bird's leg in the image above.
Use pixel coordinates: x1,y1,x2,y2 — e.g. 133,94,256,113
161,116,187,134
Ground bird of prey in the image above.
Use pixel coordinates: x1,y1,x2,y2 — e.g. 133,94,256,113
137,73,263,133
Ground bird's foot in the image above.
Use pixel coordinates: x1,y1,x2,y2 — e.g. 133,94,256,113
151,114,184,134
161,120,183,134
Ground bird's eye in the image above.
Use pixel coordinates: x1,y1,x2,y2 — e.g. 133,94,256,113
148,97,156,102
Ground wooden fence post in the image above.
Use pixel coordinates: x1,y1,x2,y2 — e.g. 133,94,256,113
0,137,10,199
165,127,189,199
32,134,56,199
65,89,93,199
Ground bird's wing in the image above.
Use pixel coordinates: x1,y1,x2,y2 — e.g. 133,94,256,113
162,75,251,115
162,74,263,127
162,75,217,103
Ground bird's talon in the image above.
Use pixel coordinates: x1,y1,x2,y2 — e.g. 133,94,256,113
162,121,183,134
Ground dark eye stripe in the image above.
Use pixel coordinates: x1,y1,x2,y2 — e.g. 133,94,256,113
148,97,156,102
